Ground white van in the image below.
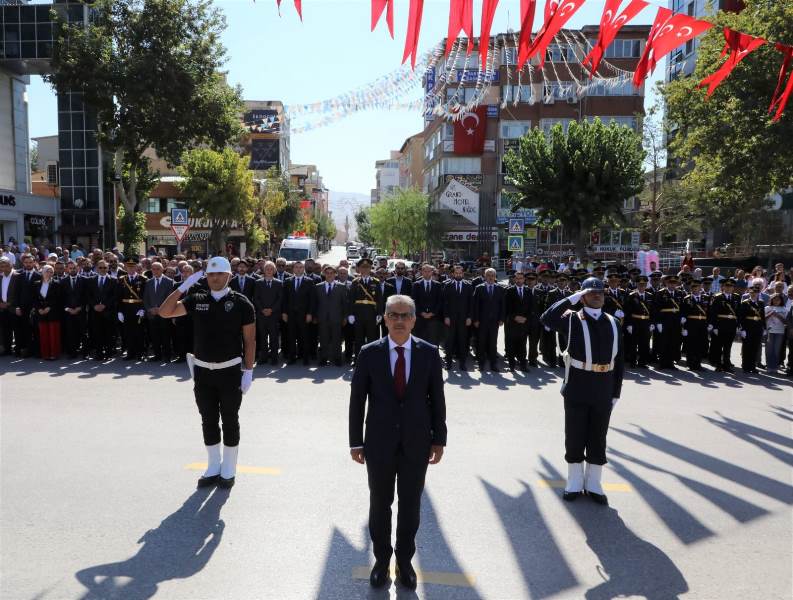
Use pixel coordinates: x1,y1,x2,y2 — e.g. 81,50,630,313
279,237,319,262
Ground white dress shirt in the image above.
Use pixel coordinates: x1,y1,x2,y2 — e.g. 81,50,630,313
388,334,414,381
1,273,12,302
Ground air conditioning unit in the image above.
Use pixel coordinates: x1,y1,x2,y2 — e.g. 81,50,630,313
566,96,578,104
46,162,58,185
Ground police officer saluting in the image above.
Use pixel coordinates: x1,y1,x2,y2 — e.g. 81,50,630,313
541,277,624,506
159,256,256,489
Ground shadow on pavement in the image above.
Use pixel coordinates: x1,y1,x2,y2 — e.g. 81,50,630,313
481,478,578,599
74,487,229,599
539,457,689,600
314,525,376,600
613,426,793,504
702,412,793,467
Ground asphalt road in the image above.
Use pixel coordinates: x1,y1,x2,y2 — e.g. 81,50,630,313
1,342,791,600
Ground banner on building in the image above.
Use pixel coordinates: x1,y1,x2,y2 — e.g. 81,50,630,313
441,230,498,243
439,178,479,225
250,139,280,170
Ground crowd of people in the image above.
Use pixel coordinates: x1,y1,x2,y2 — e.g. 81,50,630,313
1,243,792,377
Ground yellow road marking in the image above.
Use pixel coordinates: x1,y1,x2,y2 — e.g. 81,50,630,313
537,479,632,492
184,463,281,475
352,566,475,587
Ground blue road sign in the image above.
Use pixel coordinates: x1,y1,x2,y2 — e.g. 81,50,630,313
171,208,189,226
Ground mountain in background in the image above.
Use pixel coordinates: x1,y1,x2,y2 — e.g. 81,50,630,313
329,191,370,242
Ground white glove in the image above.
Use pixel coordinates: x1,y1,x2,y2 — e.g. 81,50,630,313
117,312,125,323
650,324,655,332
615,310,625,319
656,324,663,333
682,329,688,337
241,369,253,394
347,315,355,325
626,325,633,334
612,398,619,407
680,317,687,324
713,328,719,336
544,325,551,332
567,290,585,305
178,270,204,294
740,329,747,339
136,309,145,318
707,324,713,332
376,315,382,324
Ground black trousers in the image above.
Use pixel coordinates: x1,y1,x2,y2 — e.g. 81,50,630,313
354,314,379,357
366,448,429,565
194,365,243,446
527,319,541,363
564,394,613,465
741,327,763,371
149,316,172,359
631,323,652,366
317,318,343,362
540,328,558,366
63,312,85,356
505,320,528,362
0,308,13,353
13,308,33,353
658,320,681,367
685,323,707,368
713,324,737,368
343,322,356,362
286,313,310,360
121,310,146,358
257,315,280,361
89,311,114,357
477,320,499,367
414,317,439,346
444,318,469,362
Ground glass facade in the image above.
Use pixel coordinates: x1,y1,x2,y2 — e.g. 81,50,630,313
0,3,56,61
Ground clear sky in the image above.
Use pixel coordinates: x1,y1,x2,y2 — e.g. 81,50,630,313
26,0,666,196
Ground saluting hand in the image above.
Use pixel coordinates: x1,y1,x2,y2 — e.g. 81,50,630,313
429,445,444,464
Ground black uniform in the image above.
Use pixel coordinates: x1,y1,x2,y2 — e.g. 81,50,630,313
377,280,396,338
738,298,766,373
681,292,710,370
116,273,148,360
624,290,654,368
350,276,382,358
14,270,41,356
537,284,563,366
504,284,533,368
526,283,542,365
654,287,684,369
604,286,628,359
709,292,741,371
182,290,255,447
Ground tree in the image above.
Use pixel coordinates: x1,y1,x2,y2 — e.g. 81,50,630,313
316,212,337,243
116,204,147,256
178,148,254,255
262,169,301,252
45,0,243,215
504,119,645,258
369,189,435,256
354,208,374,246
30,142,39,172
663,0,793,242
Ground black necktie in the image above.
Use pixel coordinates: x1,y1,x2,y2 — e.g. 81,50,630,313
326,283,331,296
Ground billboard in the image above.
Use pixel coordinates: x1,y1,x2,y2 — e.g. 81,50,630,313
250,138,280,170
243,109,281,134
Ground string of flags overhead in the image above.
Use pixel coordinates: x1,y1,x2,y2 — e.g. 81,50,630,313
268,0,791,122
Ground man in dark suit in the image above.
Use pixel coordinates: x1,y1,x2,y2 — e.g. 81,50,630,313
253,261,283,365
349,294,447,590
504,271,534,371
472,268,505,372
86,260,118,360
143,261,175,362
442,264,473,370
376,266,396,337
230,260,257,302
14,253,42,357
411,264,443,346
282,260,314,365
311,265,348,366
61,261,87,358
337,266,356,363
386,261,412,297
0,257,22,355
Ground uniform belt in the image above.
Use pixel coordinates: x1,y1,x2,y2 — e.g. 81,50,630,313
122,299,143,304
717,314,736,319
630,314,650,320
743,316,761,321
687,315,706,320
192,356,242,370
355,300,377,305
569,359,614,373
660,308,679,313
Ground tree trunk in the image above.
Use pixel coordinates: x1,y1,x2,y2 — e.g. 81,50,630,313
572,225,588,261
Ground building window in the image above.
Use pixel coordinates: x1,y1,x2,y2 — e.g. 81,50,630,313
441,157,481,175
166,198,187,212
587,116,639,131
502,85,533,104
543,81,574,100
146,198,161,213
500,120,532,139
585,79,639,97
502,46,517,66
545,44,575,63
604,39,642,59
539,118,573,136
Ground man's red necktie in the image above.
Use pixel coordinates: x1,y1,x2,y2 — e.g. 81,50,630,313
394,346,406,397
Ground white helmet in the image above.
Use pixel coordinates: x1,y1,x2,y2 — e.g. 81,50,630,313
205,256,232,274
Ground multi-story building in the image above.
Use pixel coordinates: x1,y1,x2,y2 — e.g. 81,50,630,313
371,152,401,204
241,100,290,176
289,163,329,217
398,133,424,191
422,26,651,260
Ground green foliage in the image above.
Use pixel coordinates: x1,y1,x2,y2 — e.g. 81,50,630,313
117,204,147,255
30,143,39,172
262,168,301,250
45,0,243,213
369,189,434,256
354,208,374,246
504,119,645,256
662,0,793,241
178,148,254,255
316,212,337,241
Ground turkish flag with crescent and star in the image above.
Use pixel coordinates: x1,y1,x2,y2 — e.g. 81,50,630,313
583,0,648,76
633,8,714,87
453,106,488,155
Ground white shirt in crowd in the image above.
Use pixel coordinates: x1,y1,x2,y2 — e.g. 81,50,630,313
1,272,12,302
765,305,787,335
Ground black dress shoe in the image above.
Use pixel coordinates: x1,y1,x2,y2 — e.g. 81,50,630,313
491,366,501,373
508,360,516,370
529,360,539,367
587,491,609,505
302,358,310,366
458,361,467,371
197,474,220,488
395,562,417,590
562,491,583,502
444,360,453,369
270,358,279,366
287,358,297,365
369,561,390,588
521,361,529,371
334,359,343,367
217,476,235,489
317,360,328,367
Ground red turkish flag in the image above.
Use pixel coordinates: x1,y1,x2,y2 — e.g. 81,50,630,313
276,0,301,20
453,106,488,155
698,28,766,97
583,0,648,76
402,0,425,69
446,0,474,56
517,0,537,71
633,9,714,87
769,43,793,122
372,0,394,38
479,0,500,69
521,0,586,69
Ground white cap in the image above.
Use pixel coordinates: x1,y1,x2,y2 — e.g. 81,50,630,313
48,253,58,259
206,256,232,274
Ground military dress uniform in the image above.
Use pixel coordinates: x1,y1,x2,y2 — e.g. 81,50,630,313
603,279,628,360
653,277,685,369
738,296,766,374
624,282,654,368
350,261,382,360
708,281,741,372
117,269,148,360
680,285,710,371
536,276,563,367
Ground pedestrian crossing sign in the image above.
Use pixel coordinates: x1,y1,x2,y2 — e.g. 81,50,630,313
508,235,524,252
171,208,189,226
508,218,524,234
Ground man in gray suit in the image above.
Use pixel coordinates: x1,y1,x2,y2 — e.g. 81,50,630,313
253,260,283,365
311,264,348,366
144,261,175,362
